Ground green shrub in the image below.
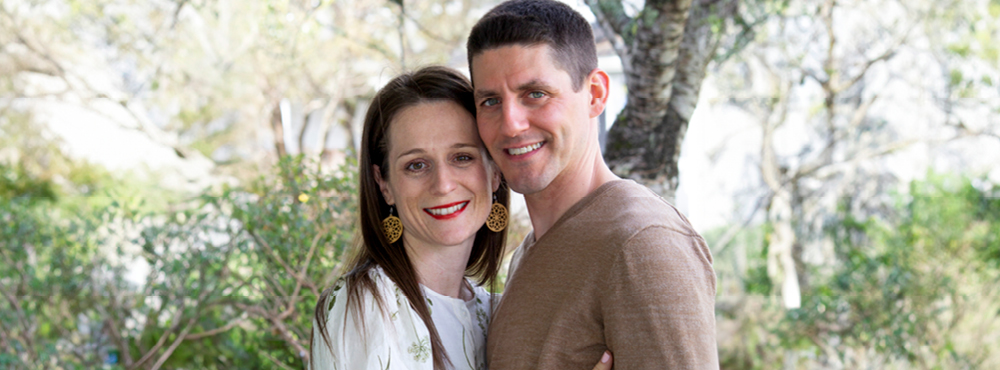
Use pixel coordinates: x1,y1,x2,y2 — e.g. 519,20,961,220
716,174,1000,369
1,155,358,369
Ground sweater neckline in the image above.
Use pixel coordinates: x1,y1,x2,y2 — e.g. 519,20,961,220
530,179,633,247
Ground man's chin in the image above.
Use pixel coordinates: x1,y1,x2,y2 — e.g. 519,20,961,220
504,174,553,196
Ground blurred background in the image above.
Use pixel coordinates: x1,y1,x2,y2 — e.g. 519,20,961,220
1,0,998,369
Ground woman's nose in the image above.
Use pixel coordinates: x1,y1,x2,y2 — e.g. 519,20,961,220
430,165,458,195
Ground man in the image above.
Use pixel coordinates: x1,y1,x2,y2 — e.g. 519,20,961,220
466,0,719,368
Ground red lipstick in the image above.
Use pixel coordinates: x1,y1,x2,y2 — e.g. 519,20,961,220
424,201,469,220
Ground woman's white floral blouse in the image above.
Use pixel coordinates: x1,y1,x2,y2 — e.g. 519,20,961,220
311,267,492,370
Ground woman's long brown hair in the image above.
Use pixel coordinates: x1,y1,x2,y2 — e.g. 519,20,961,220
312,66,509,370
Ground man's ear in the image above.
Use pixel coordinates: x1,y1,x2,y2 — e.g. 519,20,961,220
588,68,610,119
373,165,394,205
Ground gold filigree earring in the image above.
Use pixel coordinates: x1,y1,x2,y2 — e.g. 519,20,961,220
382,206,403,243
486,193,508,232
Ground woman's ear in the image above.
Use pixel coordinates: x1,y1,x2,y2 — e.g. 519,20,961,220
373,165,394,205
490,163,502,193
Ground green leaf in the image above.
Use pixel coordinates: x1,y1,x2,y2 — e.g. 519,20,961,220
949,69,964,86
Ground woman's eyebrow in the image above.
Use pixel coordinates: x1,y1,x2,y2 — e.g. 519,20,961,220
396,143,478,159
396,148,425,159
452,143,479,150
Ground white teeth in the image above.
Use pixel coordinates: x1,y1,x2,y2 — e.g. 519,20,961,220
507,142,542,156
427,202,468,216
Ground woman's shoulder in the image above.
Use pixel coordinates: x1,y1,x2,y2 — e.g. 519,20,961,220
314,267,408,352
319,267,401,321
313,268,415,370
318,277,349,316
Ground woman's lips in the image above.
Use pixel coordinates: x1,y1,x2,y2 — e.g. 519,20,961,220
424,201,469,219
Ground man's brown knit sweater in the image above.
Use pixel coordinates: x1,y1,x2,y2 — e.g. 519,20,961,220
487,180,718,369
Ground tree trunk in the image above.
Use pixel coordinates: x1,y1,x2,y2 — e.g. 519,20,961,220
766,189,802,309
589,0,737,202
270,101,287,158
759,81,802,309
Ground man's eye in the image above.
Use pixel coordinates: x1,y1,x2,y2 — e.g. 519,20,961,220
528,91,545,99
482,98,499,107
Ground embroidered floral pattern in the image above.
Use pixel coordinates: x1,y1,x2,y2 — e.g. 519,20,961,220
407,336,431,363
314,269,490,370
476,307,488,332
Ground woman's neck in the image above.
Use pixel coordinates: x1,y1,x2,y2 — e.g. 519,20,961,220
402,237,474,300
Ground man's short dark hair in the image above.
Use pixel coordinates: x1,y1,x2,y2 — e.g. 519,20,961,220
467,0,598,91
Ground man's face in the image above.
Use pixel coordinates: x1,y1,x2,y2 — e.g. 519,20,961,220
471,44,598,196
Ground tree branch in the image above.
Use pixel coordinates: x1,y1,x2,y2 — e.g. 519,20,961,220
711,189,773,257
268,316,309,363
0,284,38,361
262,350,298,370
184,319,244,341
128,299,186,370
277,227,328,321
585,0,631,58
832,45,894,95
249,229,298,280
847,93,879,130
400,10,455,45
832,21,914,94
169,0,190,30
149,317,197,370
99,284,136,367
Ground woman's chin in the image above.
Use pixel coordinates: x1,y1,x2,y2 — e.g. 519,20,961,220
426,230,481,249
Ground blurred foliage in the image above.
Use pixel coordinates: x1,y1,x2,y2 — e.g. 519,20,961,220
1,153,358,369
0,0,492,168
930,0,1000,116
716,173,1000,369
0,109,151,213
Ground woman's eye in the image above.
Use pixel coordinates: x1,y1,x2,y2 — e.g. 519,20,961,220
405,162,427,171
528,91,545,99
455,154,473,162
481,98,499,107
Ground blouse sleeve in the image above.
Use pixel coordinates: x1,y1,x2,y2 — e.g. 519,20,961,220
311,281,405,370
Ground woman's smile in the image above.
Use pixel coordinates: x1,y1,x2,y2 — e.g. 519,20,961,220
425,201,470,219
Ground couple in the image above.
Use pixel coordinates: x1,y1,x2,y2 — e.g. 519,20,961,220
311,1,718,369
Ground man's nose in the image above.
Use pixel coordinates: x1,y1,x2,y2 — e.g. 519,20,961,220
500,102,530,137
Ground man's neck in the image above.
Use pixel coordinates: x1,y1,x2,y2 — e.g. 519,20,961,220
524,151,618,240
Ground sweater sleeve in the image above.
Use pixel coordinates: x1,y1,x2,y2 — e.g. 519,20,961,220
602,225,719,369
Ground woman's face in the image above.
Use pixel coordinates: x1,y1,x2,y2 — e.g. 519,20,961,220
375,100,499,250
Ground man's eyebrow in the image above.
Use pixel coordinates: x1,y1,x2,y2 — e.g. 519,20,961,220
474,88,498,101
474,79,554,100
515,79,553,92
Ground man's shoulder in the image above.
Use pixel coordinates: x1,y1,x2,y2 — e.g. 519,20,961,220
525,180,705,266
581,180,698,238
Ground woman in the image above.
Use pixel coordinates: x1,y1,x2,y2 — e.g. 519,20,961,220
311,66,612,370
